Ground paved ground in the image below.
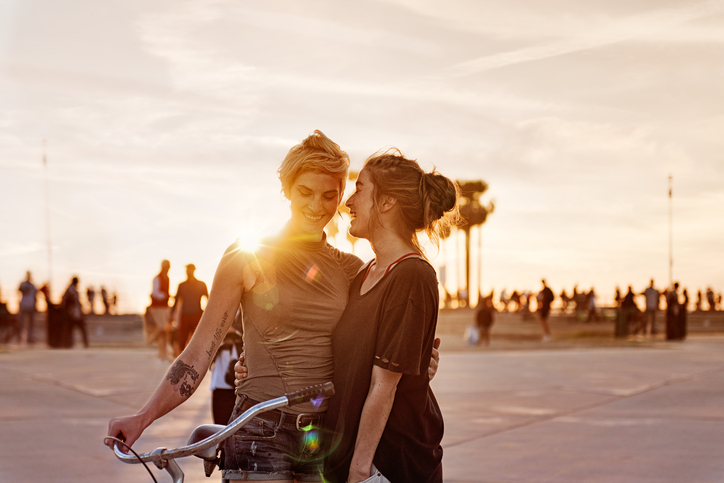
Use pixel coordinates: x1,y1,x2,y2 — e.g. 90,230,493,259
1,313,724,482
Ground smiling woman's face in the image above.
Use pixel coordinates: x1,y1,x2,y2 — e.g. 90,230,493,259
287,171,342,239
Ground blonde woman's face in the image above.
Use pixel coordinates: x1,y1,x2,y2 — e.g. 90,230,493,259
288,171,341,239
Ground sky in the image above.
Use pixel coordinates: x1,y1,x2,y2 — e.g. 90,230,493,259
1,0,723,313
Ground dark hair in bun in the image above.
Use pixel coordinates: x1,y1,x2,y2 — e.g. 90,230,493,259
363,149,460,253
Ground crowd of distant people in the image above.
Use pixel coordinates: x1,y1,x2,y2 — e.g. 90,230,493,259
0,270,119,347
466,279,722,345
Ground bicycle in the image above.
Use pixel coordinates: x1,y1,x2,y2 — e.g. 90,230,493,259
105,382,335,483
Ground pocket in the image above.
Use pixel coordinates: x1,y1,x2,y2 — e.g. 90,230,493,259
232,416,278,440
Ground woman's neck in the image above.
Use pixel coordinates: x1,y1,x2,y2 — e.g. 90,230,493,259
369,229,418,268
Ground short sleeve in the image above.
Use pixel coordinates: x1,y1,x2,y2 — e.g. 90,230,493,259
373,277,432,376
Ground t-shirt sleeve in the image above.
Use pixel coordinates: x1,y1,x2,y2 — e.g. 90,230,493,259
373,278,431,376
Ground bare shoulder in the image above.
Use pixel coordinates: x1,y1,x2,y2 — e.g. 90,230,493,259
215,240,263,291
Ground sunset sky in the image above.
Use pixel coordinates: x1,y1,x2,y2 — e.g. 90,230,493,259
1,0,723,313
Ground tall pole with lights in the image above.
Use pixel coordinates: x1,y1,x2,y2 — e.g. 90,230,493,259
43,140,53,293
668,174,673,288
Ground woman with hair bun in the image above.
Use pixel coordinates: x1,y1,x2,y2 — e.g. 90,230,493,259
324,150,460,483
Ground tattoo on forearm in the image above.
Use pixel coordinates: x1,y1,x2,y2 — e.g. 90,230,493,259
166,360,200,398
205,341,217,359
220,311,229,328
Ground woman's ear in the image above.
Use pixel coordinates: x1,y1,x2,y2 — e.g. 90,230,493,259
378,196,397,213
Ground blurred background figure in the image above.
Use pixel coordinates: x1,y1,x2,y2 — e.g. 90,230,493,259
475,295,496,346
145,260,172,360
86,286,95,315
17,271,38,345
537,279,554,342
616,285,640,338
559,289,570,314
101,286,110,315
695,290,703,311
643,279,660,336
171,263,208,354
706,287,716,311
666,282,684,341
614,286,622,308
62,276,89,348
1,284,20,344
499,288,509,312
111,291,118,315
585,288,597,322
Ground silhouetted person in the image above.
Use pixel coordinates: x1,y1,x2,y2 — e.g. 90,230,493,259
616,286,639,338
642,279,659,336
111,291,118,315
666,283,683,341
145,260,172,359
1,285,20,344
706,287,715,311
475,296,496,346
695,290,702,312
171,263,208,353
537,280,554,341
499,288,509,312
614,286,622,308
572,285,583,316
86,286,95,315
101,286,110,315
510,290,520,312
585,288,597,322
17,271,38,344
62,276,89,348
559,289,569,314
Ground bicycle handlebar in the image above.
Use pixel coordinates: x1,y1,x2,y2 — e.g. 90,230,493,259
110,382,335,481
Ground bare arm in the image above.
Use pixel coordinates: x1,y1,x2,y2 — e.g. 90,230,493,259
347,365,402,483
106,243,250,448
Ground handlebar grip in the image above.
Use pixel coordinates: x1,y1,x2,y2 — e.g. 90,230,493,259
285,382,335,406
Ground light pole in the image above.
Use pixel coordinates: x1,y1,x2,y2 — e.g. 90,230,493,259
668,174,673,288
43,140,53,294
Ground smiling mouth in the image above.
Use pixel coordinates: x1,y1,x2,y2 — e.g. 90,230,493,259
304,213,323,222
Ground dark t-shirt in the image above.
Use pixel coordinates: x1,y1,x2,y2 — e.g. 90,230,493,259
174,278,208,315
325,258,444,483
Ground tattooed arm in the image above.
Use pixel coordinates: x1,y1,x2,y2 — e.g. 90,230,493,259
106,242,252,449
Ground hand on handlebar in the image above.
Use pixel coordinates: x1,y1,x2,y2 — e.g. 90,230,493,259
106,414,147,450
234,351,248,394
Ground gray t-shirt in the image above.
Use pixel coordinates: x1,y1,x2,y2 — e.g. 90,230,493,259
237,233,363,414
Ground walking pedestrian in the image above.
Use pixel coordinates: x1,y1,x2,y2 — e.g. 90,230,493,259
170,263,208,354
17,271,38,345
62,276,89,348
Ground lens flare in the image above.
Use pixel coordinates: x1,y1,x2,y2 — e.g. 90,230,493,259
305,264,321,283
310,395,324,409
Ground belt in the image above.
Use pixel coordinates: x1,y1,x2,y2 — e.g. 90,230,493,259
238,396,324,431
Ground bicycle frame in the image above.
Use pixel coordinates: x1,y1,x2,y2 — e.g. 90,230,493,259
110,382,334,483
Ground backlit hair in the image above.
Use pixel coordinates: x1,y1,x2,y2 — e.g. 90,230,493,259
278,130,350,199
363,149,460,254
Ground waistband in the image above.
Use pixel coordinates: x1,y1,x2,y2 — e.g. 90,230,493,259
238,395,325,431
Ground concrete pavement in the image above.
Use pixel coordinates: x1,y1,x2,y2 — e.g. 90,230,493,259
1,326,724,481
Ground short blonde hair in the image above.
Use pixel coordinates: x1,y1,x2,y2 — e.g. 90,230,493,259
278,130,350,198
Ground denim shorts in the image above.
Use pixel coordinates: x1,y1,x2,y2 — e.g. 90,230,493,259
222,395,325,481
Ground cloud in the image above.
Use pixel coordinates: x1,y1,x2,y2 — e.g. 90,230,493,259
436,0,724,77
